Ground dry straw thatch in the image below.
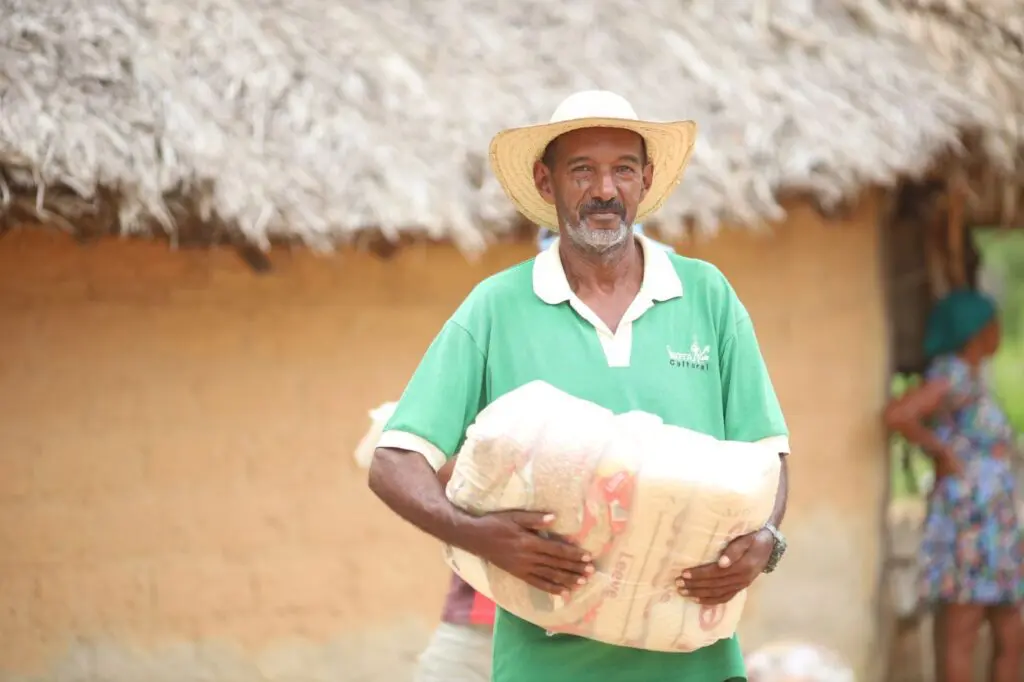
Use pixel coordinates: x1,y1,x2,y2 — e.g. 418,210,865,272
0,0,1022,251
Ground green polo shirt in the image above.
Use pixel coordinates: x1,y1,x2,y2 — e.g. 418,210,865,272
380,236,789,682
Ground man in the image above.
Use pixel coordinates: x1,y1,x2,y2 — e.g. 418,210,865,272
370,90,790,682
413,220,664,682
413,454,496,681
415,221,664,682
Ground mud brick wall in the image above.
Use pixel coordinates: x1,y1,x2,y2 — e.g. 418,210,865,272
0,196,887,681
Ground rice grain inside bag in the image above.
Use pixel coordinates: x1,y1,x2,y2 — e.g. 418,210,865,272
444,380,781,652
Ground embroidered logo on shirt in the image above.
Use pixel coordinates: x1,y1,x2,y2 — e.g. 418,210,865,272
667,341,711,371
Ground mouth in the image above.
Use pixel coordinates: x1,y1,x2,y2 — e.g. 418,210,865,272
584,211,623,223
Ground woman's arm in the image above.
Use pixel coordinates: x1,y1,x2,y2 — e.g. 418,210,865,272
884,379,962,476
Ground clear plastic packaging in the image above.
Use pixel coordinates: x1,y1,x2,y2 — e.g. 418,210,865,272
444,381,781,652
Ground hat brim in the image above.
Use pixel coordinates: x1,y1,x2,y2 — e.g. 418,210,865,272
488,117,698,230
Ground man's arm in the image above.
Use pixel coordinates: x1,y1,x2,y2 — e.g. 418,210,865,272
367,317,491,551
728,308,791,533
722,308,790,536
767,454,788,528
368,318,592,593
678,289,790,603
370,447,592,595
369,447,480,549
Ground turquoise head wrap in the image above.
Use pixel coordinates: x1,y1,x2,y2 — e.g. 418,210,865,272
923,289,997,359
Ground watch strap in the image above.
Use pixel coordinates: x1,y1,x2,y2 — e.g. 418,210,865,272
761,523,787,574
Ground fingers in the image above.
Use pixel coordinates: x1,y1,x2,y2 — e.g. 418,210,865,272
509,511,556,530
506,511,591,563
676,562,746,601
677,573,746,604
534,553,595,578
523,573,567,595
530,565,589,592
677,574,747,594
501,511,595,588
535,538,592,565
680,561,743,582
517,557,592,595
715,535,753,569
685,585,743,605
680,532,761,580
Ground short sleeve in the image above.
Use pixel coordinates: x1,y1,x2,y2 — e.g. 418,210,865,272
378,320,486,471
720,304,790,454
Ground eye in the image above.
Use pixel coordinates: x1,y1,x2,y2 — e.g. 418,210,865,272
616,166,637,175
571,165,593,173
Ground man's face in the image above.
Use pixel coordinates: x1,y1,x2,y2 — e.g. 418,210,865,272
533,128,653,255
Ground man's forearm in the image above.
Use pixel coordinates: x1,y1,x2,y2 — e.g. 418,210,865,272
368,447,479,548
768,455,788,527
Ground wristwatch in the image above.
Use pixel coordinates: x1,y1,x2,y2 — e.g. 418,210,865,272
761,523,787,574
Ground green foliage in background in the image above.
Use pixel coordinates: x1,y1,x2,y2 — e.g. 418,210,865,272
992,341,1024,431
975,229,1024,344
976,229,1024,434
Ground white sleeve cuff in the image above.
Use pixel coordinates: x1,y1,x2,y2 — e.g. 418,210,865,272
376,430,448,471
757,435,791,456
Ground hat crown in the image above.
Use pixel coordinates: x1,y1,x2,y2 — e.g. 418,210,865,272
548,90,639,124
489,91,697,230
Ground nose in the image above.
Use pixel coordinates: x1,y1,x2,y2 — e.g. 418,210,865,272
592,168,617,201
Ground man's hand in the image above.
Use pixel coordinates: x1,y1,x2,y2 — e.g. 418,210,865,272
462,511,595,596
676,529,775,605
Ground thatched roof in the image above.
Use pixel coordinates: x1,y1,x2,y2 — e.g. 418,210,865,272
1,0,1021,251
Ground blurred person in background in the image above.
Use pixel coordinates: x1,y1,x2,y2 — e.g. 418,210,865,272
884,289,1023,682
355,404,496,681
412,459,496,682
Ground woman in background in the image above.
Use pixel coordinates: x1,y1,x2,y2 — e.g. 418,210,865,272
885,289,1022,682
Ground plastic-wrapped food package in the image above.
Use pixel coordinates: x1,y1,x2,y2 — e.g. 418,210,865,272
444,381,781,653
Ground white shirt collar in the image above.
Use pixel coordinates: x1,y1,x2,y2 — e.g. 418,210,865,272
533,234,683,305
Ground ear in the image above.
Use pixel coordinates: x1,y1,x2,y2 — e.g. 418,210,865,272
640,162,654,201
533,160,556,205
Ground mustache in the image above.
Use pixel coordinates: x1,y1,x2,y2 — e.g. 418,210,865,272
580,199,625,218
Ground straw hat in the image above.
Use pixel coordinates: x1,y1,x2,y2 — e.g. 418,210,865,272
489,90,698,230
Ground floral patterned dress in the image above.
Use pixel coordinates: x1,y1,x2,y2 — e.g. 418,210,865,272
919,354,1024,605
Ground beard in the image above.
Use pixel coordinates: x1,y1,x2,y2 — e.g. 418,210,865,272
561,214,631,255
